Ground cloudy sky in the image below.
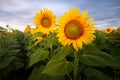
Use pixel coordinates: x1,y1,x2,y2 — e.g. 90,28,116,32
0,0,120,31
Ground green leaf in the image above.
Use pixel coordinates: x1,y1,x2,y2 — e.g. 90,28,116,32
111,47,120,56
7,49,20,56
12,58,24,70
31,32,43,39
0,49,8,57
52,47,73,61
0,56,15,69
83,67,112,80
47,34,61,47
114,55,120,66
41,47,73,76
29,48,49,67
28,65,65,80
84,44,100,52
0,26,7,31
0,65,12,76
111,47,120,66
42,59,73,76
28,65,46,80
79,50,118,66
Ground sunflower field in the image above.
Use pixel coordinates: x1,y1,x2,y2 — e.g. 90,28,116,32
0,8,120,80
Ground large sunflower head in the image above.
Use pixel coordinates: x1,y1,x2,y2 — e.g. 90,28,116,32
57,8,96,51
104,27,112,33
34,8,56,34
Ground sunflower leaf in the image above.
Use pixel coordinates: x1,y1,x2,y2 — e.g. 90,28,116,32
51,46,73,61
29,48,49,67
42,59,73,76
83,67,112,80
79,50,118,66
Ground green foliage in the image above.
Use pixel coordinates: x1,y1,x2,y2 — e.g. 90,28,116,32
0,29,27,80
1,26,120,80
83,67,112,80
79,47,118,66
0,56,15,69
28,64,65,80
25,31,120,80
51,47,73,61
0,26,7,32
29,48,49,67
42,59,73,76
26,33,74,80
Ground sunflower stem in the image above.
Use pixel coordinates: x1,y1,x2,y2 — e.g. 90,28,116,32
73,51,79,80
67,74,73,80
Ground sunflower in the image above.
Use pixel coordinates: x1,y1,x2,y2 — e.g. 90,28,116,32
36,37,43,41
117,27,120,33
30,28,36,34
104,27,112,33
112,28,117,33
34,8,56,34
12,29,16,33
57,8,96,51
36,34,47,41
24,25,31,33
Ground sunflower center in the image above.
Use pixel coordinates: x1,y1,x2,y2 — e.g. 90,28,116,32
107,28,110,32
41,17,51,28
65,21,83,39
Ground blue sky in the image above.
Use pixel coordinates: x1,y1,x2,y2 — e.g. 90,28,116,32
0,0,120,31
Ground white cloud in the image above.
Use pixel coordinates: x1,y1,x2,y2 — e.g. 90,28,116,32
0,0,71,31
0,0,120,31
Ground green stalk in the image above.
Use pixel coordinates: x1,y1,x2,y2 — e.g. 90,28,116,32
73,51,79,80
67,74,73,80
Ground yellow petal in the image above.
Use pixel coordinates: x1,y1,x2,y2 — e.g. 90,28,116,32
73,41,78,51
80,11,89,20
85,18,94,26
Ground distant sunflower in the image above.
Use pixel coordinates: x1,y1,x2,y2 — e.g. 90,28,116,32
34,8,56,34
104,27,112,33
112,29,117,33
12,29,16,33
36,34,47,41
30,28,36,34
24,25,31,33
57,8,96,51
117,27,120,33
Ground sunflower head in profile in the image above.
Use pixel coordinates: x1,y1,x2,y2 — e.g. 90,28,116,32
34,8,56,35
112,28,117,33
104,27,112,33
117,27,120,33
57,8,96,51
12,29,16,33
24,25,31,33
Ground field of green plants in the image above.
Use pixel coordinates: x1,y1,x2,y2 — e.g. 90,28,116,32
0,8,120,80
0,26,120,80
